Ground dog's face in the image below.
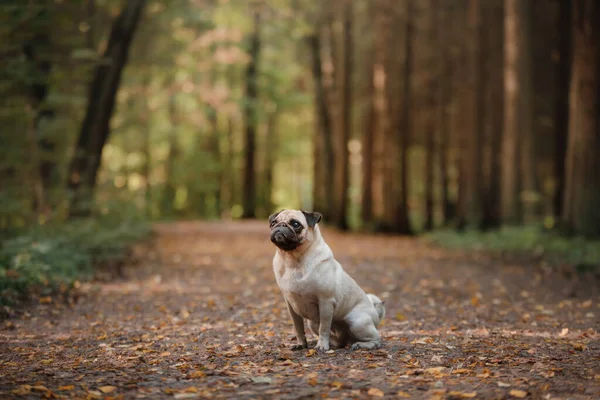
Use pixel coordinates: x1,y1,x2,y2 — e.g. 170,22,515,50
268,209,322,251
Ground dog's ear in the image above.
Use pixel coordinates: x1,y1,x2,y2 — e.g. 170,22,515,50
269,210,282,226
302,211,323,228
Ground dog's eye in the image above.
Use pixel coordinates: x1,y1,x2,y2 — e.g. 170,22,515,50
291,220,301,229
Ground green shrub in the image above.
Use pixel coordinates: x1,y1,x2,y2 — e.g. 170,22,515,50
0,218,151,306
425,226,600,269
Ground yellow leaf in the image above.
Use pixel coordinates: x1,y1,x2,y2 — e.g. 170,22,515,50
307,377,318,386
160,351,171,356
40,359,54,365
99,386,117,394
39,296,52,304
397,391,411,398
32,385,49,391
368,388,385,397
189,370,206,379
59,385,75,391
395,312,406,321
426,367,446,374
509,389,528,398
452,368,472,374
448,391,477,398
470,296,480,306
573,343,586,351
306,349,316,356
182,386,198,393
330,381,344,389
12,385,32,395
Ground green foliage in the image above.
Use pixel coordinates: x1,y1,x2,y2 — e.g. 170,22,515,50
426,226,600,269
0,217,151,305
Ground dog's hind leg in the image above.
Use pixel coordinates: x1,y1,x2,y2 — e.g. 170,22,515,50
346,309,382,350
308,320,345,349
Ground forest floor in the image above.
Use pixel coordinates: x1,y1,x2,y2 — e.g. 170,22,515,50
1,221,599,399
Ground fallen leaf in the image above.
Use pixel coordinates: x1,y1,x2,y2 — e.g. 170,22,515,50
11,385,31,395
572,343,586,351
58,385,75,391
251,377,272,384
40,359,53,365
509,389,528,398
306,349,316,356
189,371,206,379
367,388,385,397
448,391,477,398
452,368,472,374
99,386,117,394
39,296,52,304
182,387,198,393
395,312,407,321
497,382,511,388
330,381,344,389
397,391,411,398
32,385,49,391
426,367,446,374
174,394,200,399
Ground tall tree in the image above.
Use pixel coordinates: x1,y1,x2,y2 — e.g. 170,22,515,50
553,0,572,222
423,0,439,231
501,0,522,224
393,0,414,235
480,0,504,230
331,0,352,230
561,0,600,237
308,26,335,221
241,11,261,219
67,0,146,217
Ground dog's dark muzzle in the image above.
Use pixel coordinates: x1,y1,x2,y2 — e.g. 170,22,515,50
270,225,301,251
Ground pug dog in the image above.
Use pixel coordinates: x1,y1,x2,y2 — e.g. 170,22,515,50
269,209,385,351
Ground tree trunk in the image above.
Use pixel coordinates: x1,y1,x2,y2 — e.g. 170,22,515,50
361,46,376,225
501,0,522,224
424,0,438,231
437,1,455,226
23,11,54,216
162,93,179,215
393,0,414,235
456,0,481,231
263,108,278,215
308,29,335,220
480,0,504,230
561,0,600,237
518,0,538,223
208,105,221,217
332,0,352,230
553,0,572,223
67,0,146,217
241,12,261,219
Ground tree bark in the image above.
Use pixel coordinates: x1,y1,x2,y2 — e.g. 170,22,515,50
241,11,261,219
393,0,414,235
501,0,521,224
424,0,438,231
67,0,146,217
553,0,572,222
561,0,600,237
332,0,352,230
480,0,504,230
361,45,376,225
518,0,538,223
263,108,278,215
162,93,179,215
308,29,335,220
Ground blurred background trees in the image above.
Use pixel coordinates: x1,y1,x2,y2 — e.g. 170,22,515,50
1,0,599,238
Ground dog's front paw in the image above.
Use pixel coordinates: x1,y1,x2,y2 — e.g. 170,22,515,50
315,340,330,352
291,340,308,351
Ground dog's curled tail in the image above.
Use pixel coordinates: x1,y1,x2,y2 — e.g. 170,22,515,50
367,293,386,321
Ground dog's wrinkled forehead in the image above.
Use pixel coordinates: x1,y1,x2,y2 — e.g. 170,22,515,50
273,209,306,226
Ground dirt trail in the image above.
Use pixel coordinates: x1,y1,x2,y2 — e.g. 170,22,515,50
1,221,599,399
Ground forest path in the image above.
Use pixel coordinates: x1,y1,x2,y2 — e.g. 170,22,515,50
1,221,599,399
